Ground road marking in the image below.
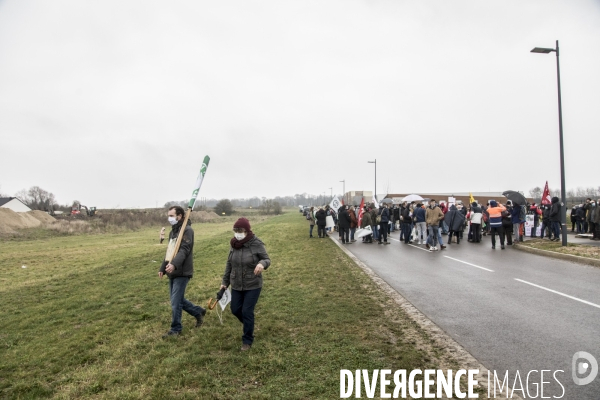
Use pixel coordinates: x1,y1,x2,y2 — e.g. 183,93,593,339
387,236,432,252
443,256,494,272
515,279,600,310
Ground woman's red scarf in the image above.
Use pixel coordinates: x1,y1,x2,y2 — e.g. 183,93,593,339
230,232,255,249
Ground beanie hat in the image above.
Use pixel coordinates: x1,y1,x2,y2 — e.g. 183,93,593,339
490,200,498,207
233,217,251,232
472,202,477,207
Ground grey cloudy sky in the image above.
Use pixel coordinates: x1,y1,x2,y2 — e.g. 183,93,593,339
0,0,598,208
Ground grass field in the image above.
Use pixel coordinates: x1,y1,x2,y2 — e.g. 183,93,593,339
519,238,600,260
1,211,451,399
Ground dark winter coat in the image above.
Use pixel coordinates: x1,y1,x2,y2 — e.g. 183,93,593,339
446,205,466,232
221,236,271,291
549,197,561,222
414,207,426,223
511,205,524,224
159,220,194,279
361,211,372,228
338,208,351,229
315,209,327,226
379,207,390,224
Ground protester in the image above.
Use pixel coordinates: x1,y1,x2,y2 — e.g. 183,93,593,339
378,203,390,245
487,200,507,249
570,205,577,232
220,218,271,351
349,206,358,242
439,201,449,234
338,205,352,244
503,201,514,246
511,202,525,243
159,206,206,337
549,197,561,241
413,202,427,245
307,206,315,238
446,204,466,245
160,227,166,244
541,205,553,240
370,205,379,241
469,202,483,243
315,207,327,238
593,198,600,240
575,205,585,234
400,202,413,244
425,199,445,251
361,206,373,243
588,199,597,239
529,203,541,238
583,198,592,233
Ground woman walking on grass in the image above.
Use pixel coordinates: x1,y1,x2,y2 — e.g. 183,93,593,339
220,218,271,351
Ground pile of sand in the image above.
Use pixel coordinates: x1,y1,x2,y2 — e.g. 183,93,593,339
0,208,56,234
193,210,221,222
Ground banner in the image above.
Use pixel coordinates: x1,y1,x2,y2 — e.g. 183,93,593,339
357,198,365,227
525,215,535,236
219,288,232,311
541,181,552,205
372,195,379,209
469,193,475,204
325,215,335,229
330,196,341,211
355,225,372,238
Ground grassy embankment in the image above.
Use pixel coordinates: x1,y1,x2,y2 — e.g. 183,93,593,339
519,238,600,260
1,211,449,399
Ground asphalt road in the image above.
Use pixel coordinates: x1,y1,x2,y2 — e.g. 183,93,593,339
341,231,600,399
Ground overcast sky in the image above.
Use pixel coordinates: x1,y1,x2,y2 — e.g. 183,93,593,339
0,0,598,208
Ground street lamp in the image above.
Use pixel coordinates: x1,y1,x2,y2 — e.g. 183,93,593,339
340,179,345,204
367,159,377,202
531,40,567,246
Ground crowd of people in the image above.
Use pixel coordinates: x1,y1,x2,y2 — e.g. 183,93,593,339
570,198,600,239
304,196,600,251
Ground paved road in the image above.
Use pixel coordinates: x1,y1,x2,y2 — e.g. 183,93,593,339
341,231,600,399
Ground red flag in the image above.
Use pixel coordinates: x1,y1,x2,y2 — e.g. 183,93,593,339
357,197,365,227
541,181,552,205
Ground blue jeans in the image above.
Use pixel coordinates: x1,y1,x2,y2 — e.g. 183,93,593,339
372,225,379,240
309,225,314,237
427,226,440,246
169,277,204,333
402,222,412,243
231,287,262,345
552,221,561,239
350,227,356,241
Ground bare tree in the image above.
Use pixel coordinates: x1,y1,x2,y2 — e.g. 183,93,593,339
529,187,542,202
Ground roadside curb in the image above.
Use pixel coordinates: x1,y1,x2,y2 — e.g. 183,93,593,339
514,244,600,268
329,236,521,400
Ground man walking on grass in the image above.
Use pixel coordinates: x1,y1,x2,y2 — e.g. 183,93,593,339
159,205,206,337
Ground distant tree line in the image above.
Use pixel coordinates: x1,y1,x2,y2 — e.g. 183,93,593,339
529,186,600,205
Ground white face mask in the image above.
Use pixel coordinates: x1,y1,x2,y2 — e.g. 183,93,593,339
168,216,178,226
234,232,246,240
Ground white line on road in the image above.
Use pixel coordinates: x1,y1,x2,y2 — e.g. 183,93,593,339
388,236,433,252
515,279,600,310
443,256,494,272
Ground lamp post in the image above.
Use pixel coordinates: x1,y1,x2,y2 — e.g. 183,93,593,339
367,159,377,202
340,180,345,204
531,40,567,246
329,187,333,199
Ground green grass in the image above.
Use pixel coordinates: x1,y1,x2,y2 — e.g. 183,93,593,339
519,238,600,260
0,211,439,399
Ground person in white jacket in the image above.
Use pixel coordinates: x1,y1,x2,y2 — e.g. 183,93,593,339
469,202,483,243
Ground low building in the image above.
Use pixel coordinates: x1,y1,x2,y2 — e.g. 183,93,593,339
343,191,373,205
384,192,533,206
0,197,32,212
